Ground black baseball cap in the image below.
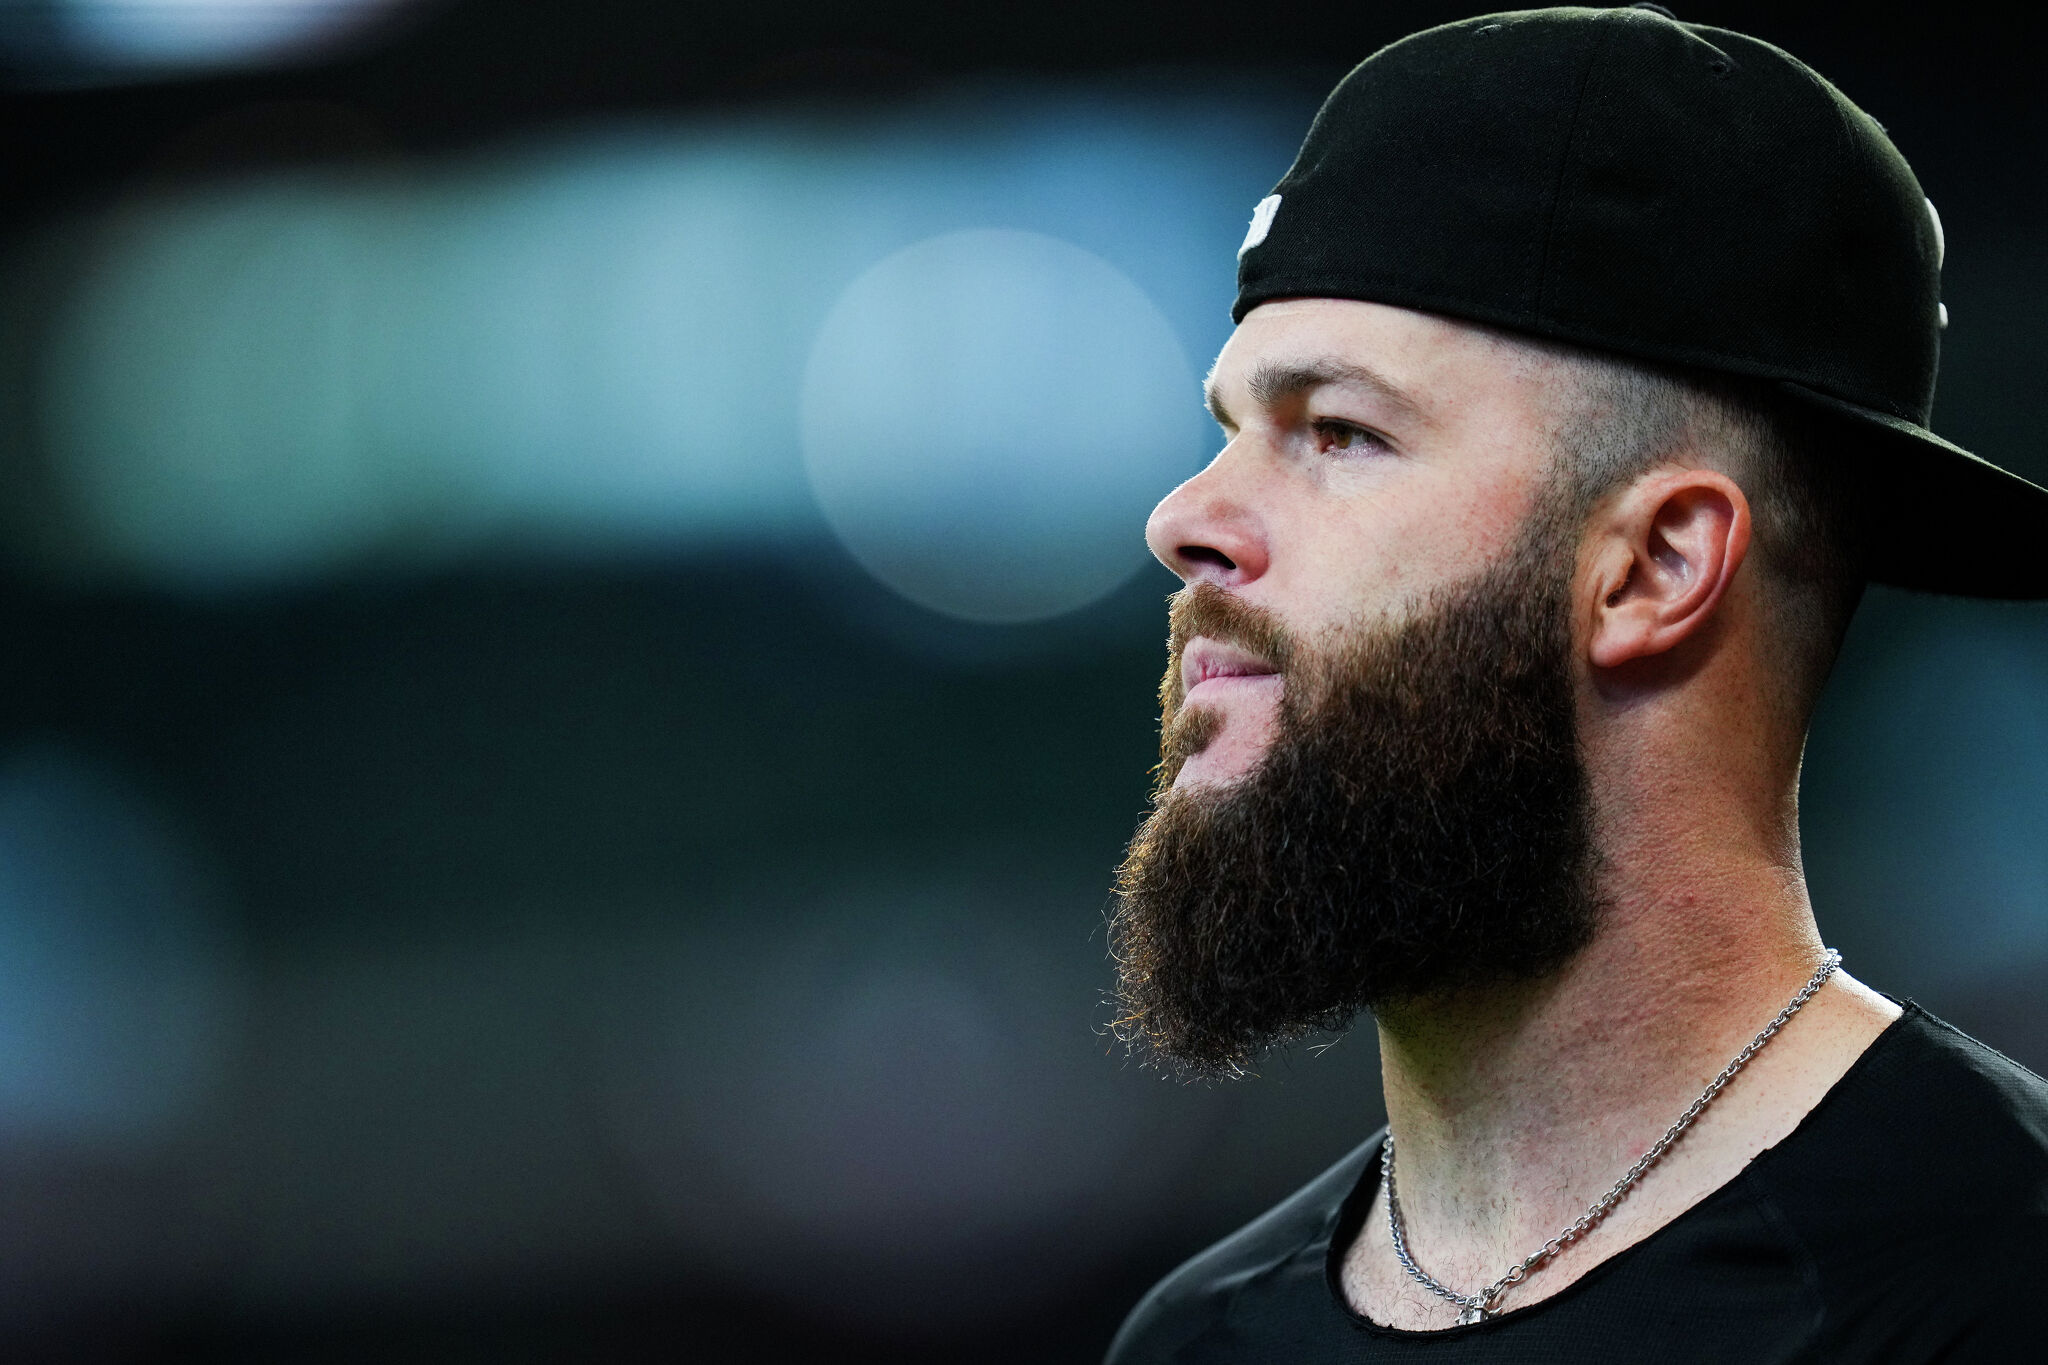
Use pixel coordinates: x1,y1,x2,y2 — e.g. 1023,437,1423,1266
1233,3,2048,598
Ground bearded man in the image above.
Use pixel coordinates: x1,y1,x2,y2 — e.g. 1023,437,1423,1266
1103,6,2048,1360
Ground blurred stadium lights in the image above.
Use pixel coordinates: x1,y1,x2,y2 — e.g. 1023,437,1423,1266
0,0,418,82
1804,599,2048,992
5,88,1292,614
0,743,240,1149
599,876,1220,1328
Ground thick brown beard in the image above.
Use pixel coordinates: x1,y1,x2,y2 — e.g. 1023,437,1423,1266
1108,505,1600,1079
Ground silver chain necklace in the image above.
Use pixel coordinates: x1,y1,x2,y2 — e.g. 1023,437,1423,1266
1381,948,1842,1325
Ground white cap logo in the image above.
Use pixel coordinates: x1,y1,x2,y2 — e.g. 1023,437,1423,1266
1238,194,1282,258
1927,197,1949,329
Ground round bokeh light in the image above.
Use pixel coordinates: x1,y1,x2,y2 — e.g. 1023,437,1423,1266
800,229,1206,623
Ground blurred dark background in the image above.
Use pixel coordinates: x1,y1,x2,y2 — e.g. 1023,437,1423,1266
0,1,2043,1360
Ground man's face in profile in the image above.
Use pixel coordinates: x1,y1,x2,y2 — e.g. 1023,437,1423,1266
1108,299,1604,1077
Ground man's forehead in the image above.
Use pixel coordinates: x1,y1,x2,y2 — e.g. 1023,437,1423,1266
1204,298,1558,425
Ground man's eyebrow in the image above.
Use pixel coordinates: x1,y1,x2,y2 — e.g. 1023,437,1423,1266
1204,357,1430,430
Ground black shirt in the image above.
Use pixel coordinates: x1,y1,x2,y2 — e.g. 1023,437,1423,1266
1105,1004,2048,1363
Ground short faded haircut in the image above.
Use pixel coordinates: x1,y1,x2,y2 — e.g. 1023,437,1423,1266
1542,347,1869,728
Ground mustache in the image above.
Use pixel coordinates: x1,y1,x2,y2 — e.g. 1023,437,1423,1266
1161,584,1297,719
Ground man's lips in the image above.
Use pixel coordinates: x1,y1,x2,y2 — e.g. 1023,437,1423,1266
1181,636,1281,700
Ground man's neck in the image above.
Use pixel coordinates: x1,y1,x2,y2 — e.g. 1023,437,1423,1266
1347,833,1901,1328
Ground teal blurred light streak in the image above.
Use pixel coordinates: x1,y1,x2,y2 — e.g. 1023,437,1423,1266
7,87,1300,607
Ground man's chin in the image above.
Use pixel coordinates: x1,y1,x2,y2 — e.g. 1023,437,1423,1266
1165,690,1283,790
1171,743,1267,790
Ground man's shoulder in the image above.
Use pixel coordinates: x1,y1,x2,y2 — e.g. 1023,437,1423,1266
1839,1003,2048,1169
1726,1008,2048,1362
1754,1002,2048,1263
1101,1132,1380,1365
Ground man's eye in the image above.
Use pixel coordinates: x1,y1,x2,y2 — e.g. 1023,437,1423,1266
1312,419,1387,454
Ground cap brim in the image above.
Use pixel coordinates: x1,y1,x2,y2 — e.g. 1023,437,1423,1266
1776,382,2048,599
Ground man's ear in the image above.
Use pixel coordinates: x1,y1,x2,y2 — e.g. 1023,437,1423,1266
1586,469,1751,670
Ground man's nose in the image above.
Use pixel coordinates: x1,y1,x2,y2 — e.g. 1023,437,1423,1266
1144,447,1271,588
